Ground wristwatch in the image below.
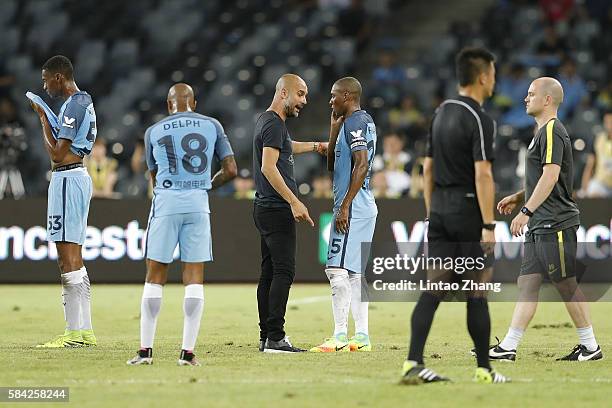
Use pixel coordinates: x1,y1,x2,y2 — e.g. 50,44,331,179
521,206,534,217
483,223,495,231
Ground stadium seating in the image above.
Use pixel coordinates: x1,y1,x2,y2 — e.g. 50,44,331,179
0,0,609,198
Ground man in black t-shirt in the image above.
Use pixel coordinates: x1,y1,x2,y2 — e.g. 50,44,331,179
493,77,602,362
253,73,327,353
253,111,303,207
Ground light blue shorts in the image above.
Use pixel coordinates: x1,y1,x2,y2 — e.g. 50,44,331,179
145,212,212,263
326,216,376,274
46,167,92,244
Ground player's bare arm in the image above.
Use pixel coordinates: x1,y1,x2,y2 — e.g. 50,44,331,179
291,141,328,156
327,111,344,171
511,164,560,236
211,155,237,189
335,149,368,234
30,101,78,165
261,146,314,226
423,157,434,217
475,160,496,252
497,189,525,215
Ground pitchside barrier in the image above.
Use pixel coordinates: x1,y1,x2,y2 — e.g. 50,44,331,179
0,198,609,284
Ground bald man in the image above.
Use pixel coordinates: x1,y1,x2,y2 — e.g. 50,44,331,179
253,74,327,353
490,77,602,361
127,83,237,366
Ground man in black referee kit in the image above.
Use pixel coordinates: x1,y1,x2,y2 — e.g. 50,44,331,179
490,77,602,362
253,74,327,353
400,47,509,384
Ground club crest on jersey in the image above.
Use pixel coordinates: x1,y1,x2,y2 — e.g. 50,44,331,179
63,116,75,128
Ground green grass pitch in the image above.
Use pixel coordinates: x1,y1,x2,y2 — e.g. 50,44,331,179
1,284,610,407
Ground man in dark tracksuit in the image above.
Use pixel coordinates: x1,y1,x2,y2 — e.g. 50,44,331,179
492,77,602,362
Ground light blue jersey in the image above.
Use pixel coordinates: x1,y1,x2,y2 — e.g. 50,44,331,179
39,90,95,244
144,112,234,217
57,91,97,157
333,110,378,219
144,111,233,263
327,110,377,273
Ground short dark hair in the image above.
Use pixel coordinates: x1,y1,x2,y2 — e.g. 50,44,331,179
604,108,612,117
42,55,74,79
334,76,362,98
455,47,495,86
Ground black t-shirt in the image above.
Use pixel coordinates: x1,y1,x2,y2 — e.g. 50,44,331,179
426,96,496,192
525,118,580,234
252,111,297,208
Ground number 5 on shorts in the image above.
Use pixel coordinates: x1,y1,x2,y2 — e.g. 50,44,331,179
330,238,342,255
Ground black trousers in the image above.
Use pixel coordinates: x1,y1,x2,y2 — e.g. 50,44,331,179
253,204,296,342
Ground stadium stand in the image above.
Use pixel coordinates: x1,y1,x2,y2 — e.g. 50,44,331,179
0,0,609,199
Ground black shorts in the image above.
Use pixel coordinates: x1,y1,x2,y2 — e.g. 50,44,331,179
520,226,578,283
427,190,493,271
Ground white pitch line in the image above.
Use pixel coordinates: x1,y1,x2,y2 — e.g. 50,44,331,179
15,377,611,386
287,295,329,305
34,378,386,386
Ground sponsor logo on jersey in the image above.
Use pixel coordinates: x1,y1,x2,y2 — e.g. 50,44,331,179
350,130,367,149
350,129,364,140
63,116,75,128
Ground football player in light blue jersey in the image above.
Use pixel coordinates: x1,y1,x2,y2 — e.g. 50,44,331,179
29,55,97,348
127,83,237,367
311,77,378,353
